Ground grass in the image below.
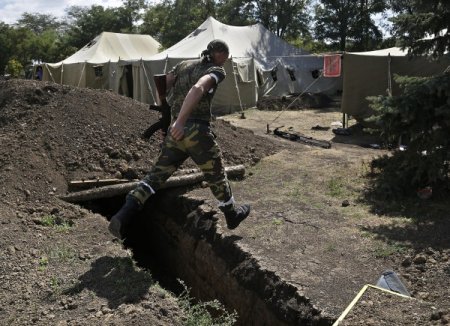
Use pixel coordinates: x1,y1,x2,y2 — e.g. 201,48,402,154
49,245,77,262
38,245,77,271
373,241,407,258
177,280,237,326
327,177,346,197
49,276,62,295
272,218,283,226
38,256,49,271
40,214,74,231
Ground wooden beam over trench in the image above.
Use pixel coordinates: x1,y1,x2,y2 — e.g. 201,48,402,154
59,165,245,203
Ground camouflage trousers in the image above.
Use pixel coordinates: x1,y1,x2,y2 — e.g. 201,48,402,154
129,120,233,205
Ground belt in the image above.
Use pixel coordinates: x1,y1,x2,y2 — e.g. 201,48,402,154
186,118,210,126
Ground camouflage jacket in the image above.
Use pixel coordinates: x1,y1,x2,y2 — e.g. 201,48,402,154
168,59,226,121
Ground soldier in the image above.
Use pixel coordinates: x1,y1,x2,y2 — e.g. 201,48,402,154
109,39,251,239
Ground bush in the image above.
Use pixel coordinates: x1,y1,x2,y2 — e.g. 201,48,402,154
366,72,450,197
5,58,23,78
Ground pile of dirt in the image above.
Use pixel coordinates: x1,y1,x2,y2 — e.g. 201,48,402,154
0,79,280,325
0,79,279,203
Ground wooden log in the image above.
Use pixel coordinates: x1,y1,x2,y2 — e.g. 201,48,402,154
274,127,332,149
59,165,245,203
68,178,138,191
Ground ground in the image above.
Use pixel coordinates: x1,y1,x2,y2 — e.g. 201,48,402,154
0,79,449,325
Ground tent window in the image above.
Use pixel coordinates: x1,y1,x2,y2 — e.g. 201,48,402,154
271,67,278,81
86,40,97,48
94,65,103,77
311,69,321,79
286,67,296,81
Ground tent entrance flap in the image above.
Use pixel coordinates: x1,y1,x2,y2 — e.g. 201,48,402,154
119,64,133,98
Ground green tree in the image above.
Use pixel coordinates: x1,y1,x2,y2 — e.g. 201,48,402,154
16,13,63,34
140,0,215,48
6,58,23,77
390,0,450,57
367,0,450,197
64,1,144,50
114,0,148,33
314,0,387,51
7,27,38,68
253,0,311,40
216,0,256,26
0,22,14,73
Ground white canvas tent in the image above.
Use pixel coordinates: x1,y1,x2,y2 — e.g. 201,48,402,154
43,19,342,112
43,32,162,103
341,47,450,123
143,17,342,113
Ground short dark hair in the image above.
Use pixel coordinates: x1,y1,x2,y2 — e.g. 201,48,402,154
207,39,229,54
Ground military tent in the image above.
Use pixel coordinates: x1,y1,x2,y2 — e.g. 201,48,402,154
341,47,450,123
143,17,342,114
43,32,161,103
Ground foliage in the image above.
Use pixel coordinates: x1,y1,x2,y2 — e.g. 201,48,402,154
215,0,256,26
16,13,63,34
367,73,450,197
177,280,237,326
0,0,396,73
365,0,450,199
252,0,311,40
0,22,14,73
389,0,450,57
314,0,387,51
64,5,132,50
141,0,311,48
141,0,215,48
5,58,23,77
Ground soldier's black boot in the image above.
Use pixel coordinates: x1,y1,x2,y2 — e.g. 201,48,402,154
108,195,142,239
219,202,251,230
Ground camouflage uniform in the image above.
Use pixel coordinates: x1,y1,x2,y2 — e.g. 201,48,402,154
129,58,232,205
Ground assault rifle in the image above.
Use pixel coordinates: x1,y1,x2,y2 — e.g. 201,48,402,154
142,74,171,139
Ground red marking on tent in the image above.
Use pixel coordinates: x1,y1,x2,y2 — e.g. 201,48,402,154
323,55,341,77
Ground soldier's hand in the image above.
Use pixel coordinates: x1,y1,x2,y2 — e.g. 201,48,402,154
170,120,185,141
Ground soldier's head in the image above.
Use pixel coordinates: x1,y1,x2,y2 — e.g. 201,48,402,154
201,39,229,65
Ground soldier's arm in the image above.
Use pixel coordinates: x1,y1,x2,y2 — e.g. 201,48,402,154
170,74,216,141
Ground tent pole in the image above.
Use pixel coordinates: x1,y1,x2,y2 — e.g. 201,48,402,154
387,53,392,97
163,55,169,73
141,59,156,104
231,56,244,114
342,113,347,129
44,64,56,83
78,62,86,87
60,63,64,84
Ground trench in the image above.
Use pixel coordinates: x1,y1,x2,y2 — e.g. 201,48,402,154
80,189,334,326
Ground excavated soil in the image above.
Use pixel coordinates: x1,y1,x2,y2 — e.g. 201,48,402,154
1,79,449,325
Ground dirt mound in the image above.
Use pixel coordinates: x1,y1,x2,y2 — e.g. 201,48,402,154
0,79,278,204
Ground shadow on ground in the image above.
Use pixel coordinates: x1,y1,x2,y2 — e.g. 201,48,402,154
64,256,154,309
